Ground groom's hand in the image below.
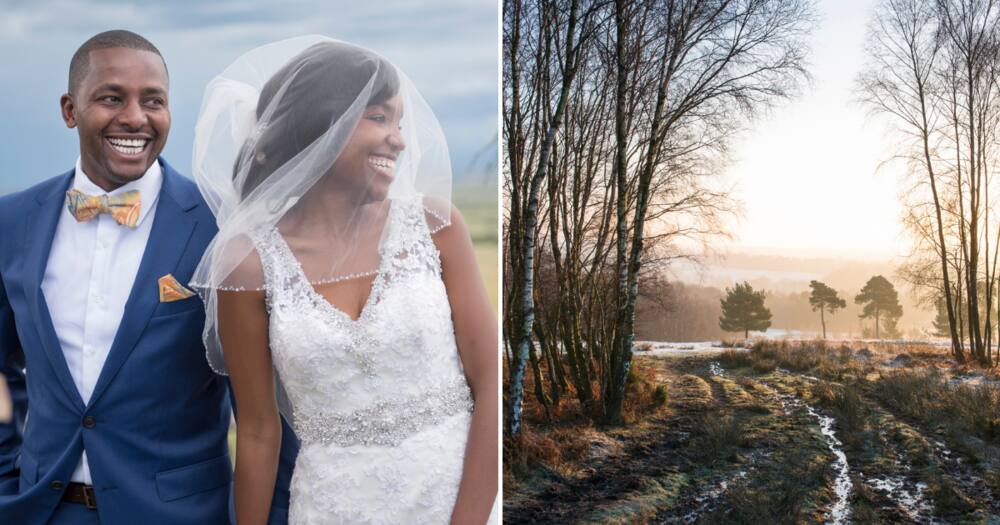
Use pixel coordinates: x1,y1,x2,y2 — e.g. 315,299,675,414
0,377,11,424
0,276,26,496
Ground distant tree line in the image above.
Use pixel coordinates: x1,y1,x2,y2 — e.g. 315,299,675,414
503,0,814,439
635,273,952,341
713,276,905,340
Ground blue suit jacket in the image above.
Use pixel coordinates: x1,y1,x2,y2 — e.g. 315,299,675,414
0,159,299,524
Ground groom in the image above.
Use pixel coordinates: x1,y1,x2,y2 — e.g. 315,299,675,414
0,31,297,524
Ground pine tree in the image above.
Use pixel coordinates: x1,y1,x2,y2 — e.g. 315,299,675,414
719,282,772,339
808,280,847,339
883,317,903,339
932,299,951,338
855,275,903,339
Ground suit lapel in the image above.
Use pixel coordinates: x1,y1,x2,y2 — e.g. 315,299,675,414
87,162,199,408
21,171,87,412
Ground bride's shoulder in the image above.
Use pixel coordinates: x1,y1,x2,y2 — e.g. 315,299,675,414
388,194,459,232
384,195,472,261
209,232,269,294
420,196,472,257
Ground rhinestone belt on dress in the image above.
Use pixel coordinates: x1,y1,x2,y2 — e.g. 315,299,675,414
294,377,473,447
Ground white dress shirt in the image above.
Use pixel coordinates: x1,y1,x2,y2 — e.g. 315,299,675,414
40,158,162,484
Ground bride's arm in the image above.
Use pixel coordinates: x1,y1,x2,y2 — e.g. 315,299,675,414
218,283,282,525
434,204,499,525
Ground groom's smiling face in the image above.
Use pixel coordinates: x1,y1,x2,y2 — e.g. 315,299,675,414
60,47,170,192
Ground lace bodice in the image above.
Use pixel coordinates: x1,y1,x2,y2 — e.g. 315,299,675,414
250,196,482,524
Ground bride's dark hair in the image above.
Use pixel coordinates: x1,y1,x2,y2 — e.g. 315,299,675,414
237,41,400,199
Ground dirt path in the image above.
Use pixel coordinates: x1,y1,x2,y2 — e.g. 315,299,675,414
505,358,836,524
504,355,1000,524
503,362,719,524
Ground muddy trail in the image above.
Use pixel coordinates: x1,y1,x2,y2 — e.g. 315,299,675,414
504,355,1000,524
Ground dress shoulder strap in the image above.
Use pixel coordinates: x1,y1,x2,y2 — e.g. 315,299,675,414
248,227,313,312
379,196,442,281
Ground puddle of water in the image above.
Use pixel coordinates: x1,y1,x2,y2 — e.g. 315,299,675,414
804,404,852,524
947,374,1000,387
862,430,938,522
932,439,952,458
776,367,820,382
866,476,936,522
673,470,749,524
644,342,748,357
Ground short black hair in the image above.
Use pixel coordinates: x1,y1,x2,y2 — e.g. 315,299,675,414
68,30,167,93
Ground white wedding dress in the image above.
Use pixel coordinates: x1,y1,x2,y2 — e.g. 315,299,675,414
249,196,495,524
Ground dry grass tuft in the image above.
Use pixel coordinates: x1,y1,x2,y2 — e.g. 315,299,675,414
809,382,868,433
691,414,744,460
622,360,669,422
876,369,1000,445
718,349,755,369
504,422,597,477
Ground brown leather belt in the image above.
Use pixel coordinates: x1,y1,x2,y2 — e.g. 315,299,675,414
62,482,97,509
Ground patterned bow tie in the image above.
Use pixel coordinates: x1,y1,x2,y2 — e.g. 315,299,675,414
65,189,142,228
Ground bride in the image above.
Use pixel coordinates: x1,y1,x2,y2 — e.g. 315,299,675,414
190,36,498,524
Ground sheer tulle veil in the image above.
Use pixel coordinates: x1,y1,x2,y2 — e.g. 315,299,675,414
189,35,453,423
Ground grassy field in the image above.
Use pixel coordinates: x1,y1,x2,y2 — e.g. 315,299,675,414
505,340,1000,523
456,183,499,313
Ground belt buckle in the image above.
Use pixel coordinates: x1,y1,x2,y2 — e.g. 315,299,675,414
82,485,97,510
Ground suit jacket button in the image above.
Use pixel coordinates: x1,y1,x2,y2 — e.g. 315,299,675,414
50,480,64,491
83,416,96,428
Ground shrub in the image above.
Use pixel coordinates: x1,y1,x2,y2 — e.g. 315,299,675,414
752,359,777,373
693,415,744,460
875,370,944,423
928,476,975,516
949,384,1000,442
622,361,668,422
810,382,868,433
504,423,595,476
876,370,1000,446
718,349,755,369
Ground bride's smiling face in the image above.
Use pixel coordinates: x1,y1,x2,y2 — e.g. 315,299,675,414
327,94,406,203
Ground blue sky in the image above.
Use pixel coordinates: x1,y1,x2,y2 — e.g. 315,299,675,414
0,0,498,194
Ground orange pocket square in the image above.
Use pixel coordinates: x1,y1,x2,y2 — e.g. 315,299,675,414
158,274,196,302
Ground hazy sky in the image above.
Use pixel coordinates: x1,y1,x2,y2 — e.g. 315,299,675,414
0,0,497,194
720,0,906,262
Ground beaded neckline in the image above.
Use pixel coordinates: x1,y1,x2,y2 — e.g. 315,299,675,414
264,201,399,325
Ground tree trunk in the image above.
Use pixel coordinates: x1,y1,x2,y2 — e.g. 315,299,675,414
820,308,826,339
534,322,563,403
917,74,964,362
604,0,632,426
527,334,552,424
508,0,583,437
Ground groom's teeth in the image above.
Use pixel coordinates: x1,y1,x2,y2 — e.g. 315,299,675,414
108,137,147,147
107,137,148,156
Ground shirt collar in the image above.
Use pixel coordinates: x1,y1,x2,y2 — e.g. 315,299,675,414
73,158,163,227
